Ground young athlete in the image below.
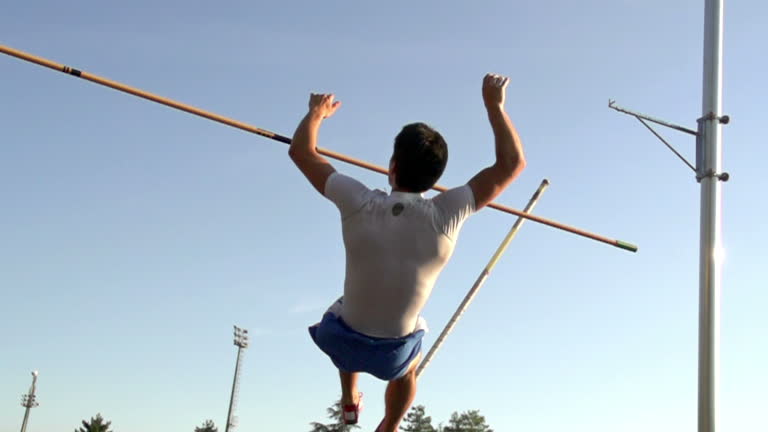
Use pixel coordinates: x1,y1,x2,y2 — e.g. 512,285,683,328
289,73,525,432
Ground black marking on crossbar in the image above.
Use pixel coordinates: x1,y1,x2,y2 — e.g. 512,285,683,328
61,66,82,77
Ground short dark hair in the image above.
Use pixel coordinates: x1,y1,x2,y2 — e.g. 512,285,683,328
392,123,448,192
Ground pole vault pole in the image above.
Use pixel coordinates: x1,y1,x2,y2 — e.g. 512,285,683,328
416,178,550,378
0,44,637,253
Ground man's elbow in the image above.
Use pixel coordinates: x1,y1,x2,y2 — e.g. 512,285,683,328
514,156,527,176
499,155,526,178
288,146,305,162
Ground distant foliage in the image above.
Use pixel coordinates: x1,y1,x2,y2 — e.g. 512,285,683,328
400,405,437,432
441,410,493,432
309,399,493,432
74,413,113,432
309,399,361,432
194,419,219,432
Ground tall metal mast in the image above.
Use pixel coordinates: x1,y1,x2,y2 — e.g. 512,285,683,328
20,371,40,432
225,326,249,432
697,1,726,430
609,1,727,431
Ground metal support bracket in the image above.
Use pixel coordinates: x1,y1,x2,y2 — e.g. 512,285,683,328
609,100,698,135
609,100,731,182
696,169,730,182
699,111,731,124
696,113,731,183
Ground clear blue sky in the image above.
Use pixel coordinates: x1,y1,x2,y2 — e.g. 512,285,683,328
1,1,765,431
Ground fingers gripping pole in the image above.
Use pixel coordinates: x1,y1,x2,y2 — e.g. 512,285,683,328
415,179,550,379
0,44,638,253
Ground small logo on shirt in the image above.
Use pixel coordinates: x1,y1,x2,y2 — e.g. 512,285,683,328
392,203,405,216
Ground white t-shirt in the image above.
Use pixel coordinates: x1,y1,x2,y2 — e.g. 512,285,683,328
324,172,476,338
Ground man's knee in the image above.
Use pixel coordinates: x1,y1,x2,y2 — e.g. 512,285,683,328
409,351,423,372
403,366,418,380
393,353,421,382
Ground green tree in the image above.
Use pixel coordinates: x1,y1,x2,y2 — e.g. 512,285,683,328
400,405,437,432
194,419,218,432
442,410,493,432
309,399,361,432
74,413,113,432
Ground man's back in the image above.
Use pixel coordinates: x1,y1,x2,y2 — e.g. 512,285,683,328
291,74,525,432
325,173,475,338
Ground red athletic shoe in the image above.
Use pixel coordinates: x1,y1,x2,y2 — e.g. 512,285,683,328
342,393,363,425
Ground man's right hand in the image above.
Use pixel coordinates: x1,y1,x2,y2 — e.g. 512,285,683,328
289,93,341,195
482,73,510,109
308,93,342,119
467,72,525,210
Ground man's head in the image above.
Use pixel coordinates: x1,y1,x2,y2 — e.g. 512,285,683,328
389,122,448,192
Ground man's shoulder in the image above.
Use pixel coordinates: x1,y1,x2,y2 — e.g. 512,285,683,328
430,184,475,209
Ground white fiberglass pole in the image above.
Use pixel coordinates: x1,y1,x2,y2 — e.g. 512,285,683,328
416,179,550,378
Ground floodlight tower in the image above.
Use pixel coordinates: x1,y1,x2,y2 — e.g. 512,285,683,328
225,326,249,432
20,370,40,432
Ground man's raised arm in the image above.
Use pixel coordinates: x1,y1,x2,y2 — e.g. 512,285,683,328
467,73,526,210
289,93,342,194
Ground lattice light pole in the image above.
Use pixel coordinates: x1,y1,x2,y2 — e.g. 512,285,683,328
225,326,249,432
20,370,39,432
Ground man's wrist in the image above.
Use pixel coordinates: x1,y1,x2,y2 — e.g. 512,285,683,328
484,103,505,114
307,109,326,122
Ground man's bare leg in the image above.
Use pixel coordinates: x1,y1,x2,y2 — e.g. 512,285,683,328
339,370,361,406
379,353,422,432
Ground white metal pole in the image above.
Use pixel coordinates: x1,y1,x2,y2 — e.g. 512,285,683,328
698,0,725,431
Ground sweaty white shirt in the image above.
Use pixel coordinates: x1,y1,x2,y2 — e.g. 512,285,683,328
325,172,476,338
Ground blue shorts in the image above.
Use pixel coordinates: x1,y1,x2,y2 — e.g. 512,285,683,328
309,312,425,381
